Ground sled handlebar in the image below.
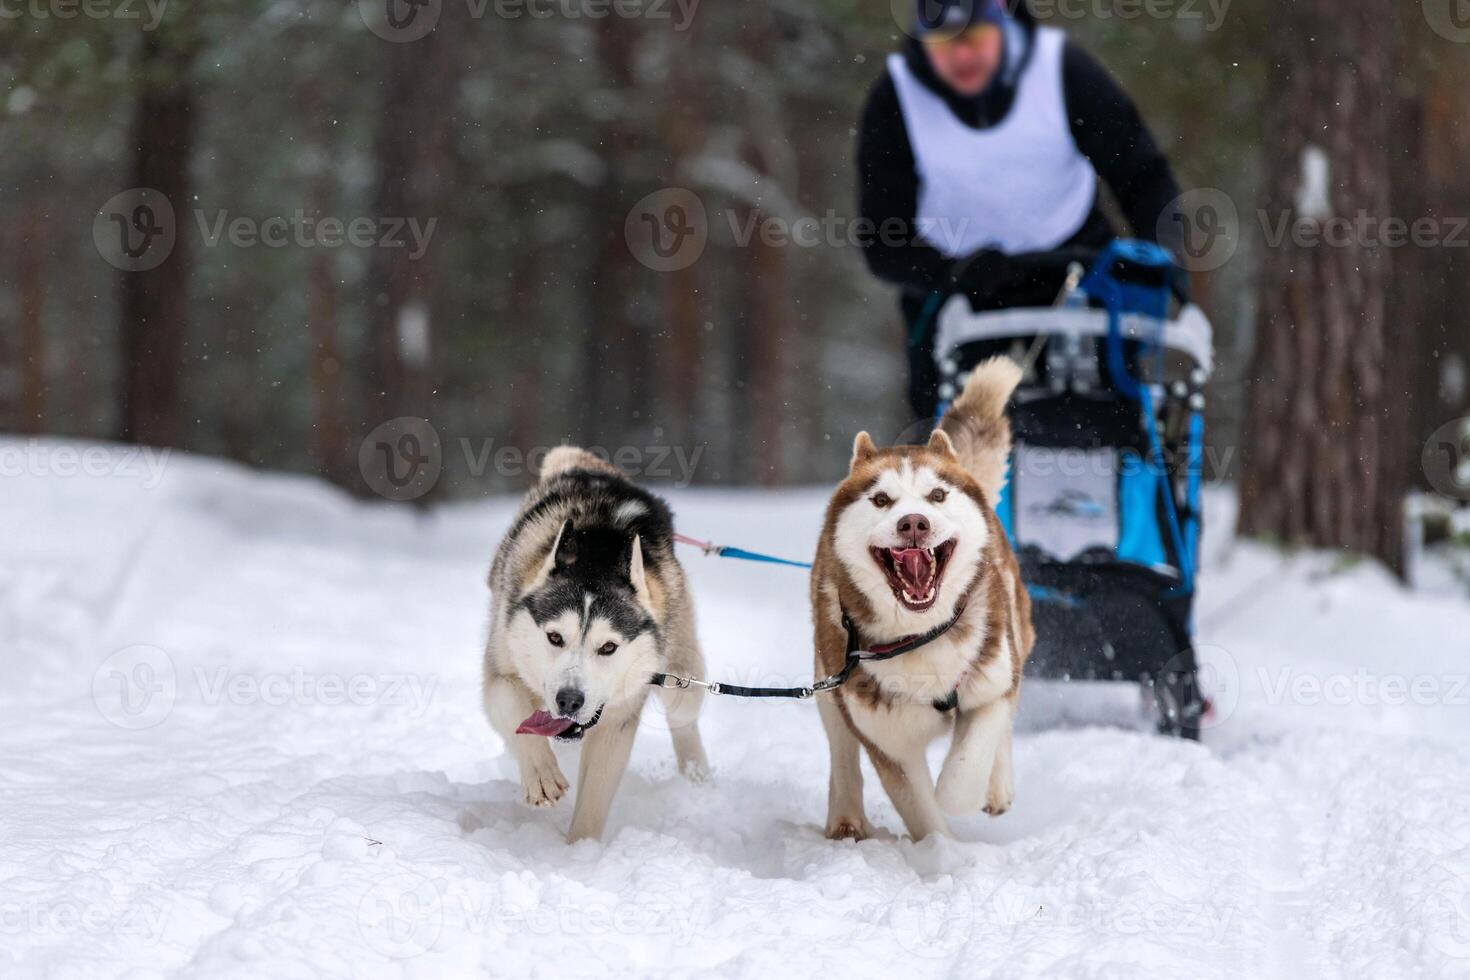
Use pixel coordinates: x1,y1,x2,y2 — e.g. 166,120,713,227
932,301,1215,377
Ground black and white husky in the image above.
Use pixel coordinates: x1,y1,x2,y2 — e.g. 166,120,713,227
482,447,709,842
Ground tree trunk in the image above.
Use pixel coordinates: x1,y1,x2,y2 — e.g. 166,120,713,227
582,18,650,446
298,76,346,483
1238,0,1407,572
307,239,345,476
17,204,46,433
1411,46,1470,490
119,33,195,448
743,216,791,485
367,17,456,428
740,4,793,485
658,19,705,456
509,227,541,469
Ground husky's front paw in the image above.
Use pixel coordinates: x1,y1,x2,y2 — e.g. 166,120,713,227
679,757,711,783
522,763,569,808
825,814,873,841
984,770,1014,817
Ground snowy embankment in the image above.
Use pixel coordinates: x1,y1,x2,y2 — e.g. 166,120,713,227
2,438,1469,978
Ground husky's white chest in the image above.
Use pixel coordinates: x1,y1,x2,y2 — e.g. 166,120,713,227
864,632,972,703
862,622,1012,709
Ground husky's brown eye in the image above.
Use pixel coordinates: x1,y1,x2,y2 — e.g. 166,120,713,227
598,641,618,656
546,631,564,647
871,493,893,509
928,488,948,504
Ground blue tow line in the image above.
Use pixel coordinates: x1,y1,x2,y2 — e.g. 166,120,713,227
714,547,813,570
674,533,813,569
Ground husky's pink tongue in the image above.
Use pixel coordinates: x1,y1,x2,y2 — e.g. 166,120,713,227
516,710,575,738
891,547,933,590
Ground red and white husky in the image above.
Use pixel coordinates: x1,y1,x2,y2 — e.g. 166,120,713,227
810,357,1035,840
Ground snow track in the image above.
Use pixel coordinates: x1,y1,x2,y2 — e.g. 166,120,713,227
3,439,1469,978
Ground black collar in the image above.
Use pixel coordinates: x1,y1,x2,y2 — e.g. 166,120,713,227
842,597,969,659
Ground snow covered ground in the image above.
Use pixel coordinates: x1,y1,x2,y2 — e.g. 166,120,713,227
4,437,1470,978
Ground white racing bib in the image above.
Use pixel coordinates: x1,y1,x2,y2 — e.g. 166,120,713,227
888,27,1098,257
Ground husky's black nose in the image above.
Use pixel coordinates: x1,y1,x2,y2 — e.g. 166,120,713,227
555,687,585,717
897,513,931,546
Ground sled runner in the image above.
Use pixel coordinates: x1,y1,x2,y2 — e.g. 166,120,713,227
932,240,1212,738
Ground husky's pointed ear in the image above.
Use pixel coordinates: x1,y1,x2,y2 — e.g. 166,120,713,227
927,428,957,457
628,535,655,614
526,519,570,592
850,431,878,471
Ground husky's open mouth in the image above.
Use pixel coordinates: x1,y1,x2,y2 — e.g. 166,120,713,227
870,539,957,612
516,705,605,741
